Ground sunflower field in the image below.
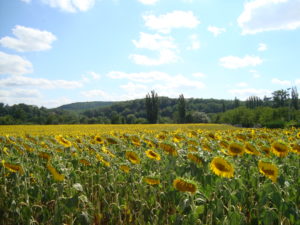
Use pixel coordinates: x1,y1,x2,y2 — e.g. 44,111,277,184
0,124,299,225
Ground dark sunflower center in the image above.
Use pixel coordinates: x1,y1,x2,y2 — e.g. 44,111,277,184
262,169,275,176
215,162,230,172
230,146,242,153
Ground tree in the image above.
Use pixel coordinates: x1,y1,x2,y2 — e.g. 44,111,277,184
145,90,159,124
177,94,186,123
272,89,289,107
234,97,240,108
291,86,299,110
246,96,263,109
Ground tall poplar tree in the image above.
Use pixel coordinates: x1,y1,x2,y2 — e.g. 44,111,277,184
145,90,159,124
178,94,186,123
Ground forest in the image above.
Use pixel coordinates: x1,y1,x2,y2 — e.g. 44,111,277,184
0,88,299,128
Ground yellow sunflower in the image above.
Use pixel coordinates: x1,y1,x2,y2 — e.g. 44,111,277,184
160,143,178,156
173,178,197,194
143,177,160,185
187,153,203,166
296,132,300,139
244,142,260,156
271,141,289,157
291,143,300,154
46,163,64,181
261,146,271,156
2,160,24,174
145,149,161,161
227,143,244,156
94,135,104,144
120,165,130,173
210,157,234,178
258,161,278,182
55,135,72,148
38,152,51,161
125,151,140,164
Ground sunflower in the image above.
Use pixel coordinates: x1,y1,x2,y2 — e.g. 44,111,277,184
94,135,104,144
46,163,64,181
291,143,300,154
143,177,160,185
187,153,203,166
125,151,140,164
187,146,198,152
296,132,300,139
145,149,161,161
2,160,24,174
38,152,51,161
261,146,271,156
102,146,116,158
219,140,229,148
96,154,110,167
201,142,212,151
173,178,197,194
271,141,289,157
160,143,178,156
55,135,72,148
210,157,234,178
244,142,260,156
227,143,244,156
258,161,278,182
120,165,130,173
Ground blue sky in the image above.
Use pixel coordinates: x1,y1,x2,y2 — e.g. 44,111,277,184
0,0,300,108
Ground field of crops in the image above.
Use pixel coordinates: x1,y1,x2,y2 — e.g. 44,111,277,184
0,124,299,225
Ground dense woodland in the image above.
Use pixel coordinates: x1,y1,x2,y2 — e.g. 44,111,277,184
0,88,299,128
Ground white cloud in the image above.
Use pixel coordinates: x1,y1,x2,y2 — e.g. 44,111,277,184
132,32,176,50
81,89,115,101
187,34,200,50
130,32,179,65
40,0,95,13
250,69,261,78
207,26,226,36
296,79,300,85
107,71,170,83
87,71,101,80
238,0,300,34
220,55,263,69
271,78,291,86
258,43,267,51
107,71,205,89
237,82,248,87
130,49,179,66
0,51,33,75
0,25,57,52
137,0,159,5
0,75,82,89
229,88,272,100
143,10,200,33
21,0,32,3
0,88,41,98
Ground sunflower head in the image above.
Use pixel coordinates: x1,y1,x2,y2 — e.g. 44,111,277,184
210,157,234,178
173,178,197,194
271,141,289,157
291,143,300,154
244,142,260,155
160,142,178,156
143,177,160,185
120,164,130,173
228,143,244,156
145,149,161,161
125,151,140,164
258,161,278,182
187,153,203,166
94,135,104,144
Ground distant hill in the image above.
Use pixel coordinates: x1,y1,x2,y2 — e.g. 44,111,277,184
55,101,116,111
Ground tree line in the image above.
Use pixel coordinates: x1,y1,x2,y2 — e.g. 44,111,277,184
0,87,299,128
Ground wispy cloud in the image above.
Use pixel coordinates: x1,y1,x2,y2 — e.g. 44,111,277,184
0,25,57,52
0,51,33,75
143,10,200,33
238,0,300,34
220,55,263,69
207,26,226,36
